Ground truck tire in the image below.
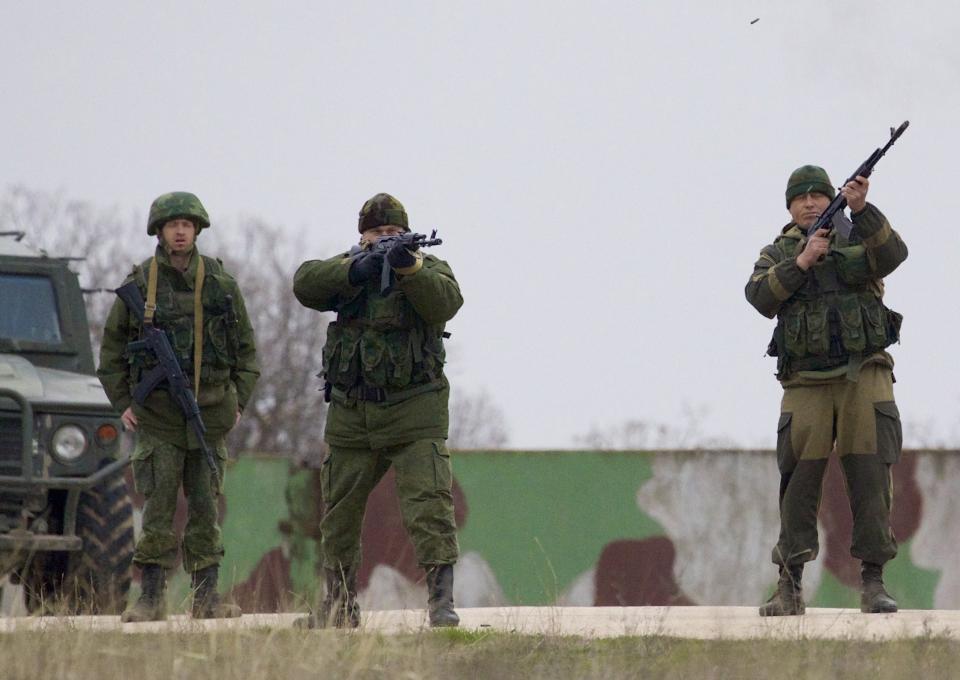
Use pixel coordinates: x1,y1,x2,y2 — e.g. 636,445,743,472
21,470,135,614
64,469,135,613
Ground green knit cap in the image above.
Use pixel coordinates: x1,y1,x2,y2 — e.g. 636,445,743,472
358,193,409,233
785,165,835,208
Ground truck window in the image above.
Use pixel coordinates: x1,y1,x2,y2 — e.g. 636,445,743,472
0,274,63,343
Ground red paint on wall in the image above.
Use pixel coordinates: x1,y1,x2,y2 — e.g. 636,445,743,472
357,467,468,590
594,538,693,606
229,547,293,612
820,450,922,587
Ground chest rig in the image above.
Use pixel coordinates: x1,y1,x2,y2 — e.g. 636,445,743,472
322,278,446,400
127,255,240,390
768,229,902,379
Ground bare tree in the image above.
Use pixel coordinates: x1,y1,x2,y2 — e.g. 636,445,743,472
0,187,330,460
574,403,737,450
448,387,509,449
2,186,509,457
203,220,329,459
0,185,137,356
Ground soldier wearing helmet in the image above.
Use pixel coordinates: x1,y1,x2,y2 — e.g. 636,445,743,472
292,193,463,628
745,167,907,617
145,191,212,236
98,191,260,622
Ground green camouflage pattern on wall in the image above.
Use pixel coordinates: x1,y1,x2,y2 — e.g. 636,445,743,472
104,449,953,613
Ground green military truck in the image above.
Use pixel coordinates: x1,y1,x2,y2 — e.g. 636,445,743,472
0,231,134,614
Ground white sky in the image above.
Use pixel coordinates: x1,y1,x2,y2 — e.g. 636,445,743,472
3,1,958,448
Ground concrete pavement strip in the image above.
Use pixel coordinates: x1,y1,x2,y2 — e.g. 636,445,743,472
1,607,958,640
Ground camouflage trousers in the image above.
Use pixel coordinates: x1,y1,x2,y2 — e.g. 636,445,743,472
131,431,227,572
320,438,459,571
773,364,902,567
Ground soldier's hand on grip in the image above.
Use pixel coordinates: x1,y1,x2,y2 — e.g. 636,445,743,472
348,249,385,286
387,239,418,269
796,228,831,270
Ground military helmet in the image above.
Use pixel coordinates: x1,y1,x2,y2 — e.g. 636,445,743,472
147,191,211,236
358,193,409,233
785,165,836,208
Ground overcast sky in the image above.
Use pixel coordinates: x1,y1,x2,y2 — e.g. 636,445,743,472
3,1,958,448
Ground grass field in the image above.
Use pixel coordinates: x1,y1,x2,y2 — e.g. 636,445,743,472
1,629,958,680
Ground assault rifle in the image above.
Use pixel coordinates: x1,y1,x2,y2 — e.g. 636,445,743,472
349,229,443,294
115,281,221,491
807,121,910,239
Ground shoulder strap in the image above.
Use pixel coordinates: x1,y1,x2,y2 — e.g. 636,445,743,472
144,257,159,325
193,255,205,395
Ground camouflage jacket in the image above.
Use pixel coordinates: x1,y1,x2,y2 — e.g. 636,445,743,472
293,250,463,448
98,245,260,448
745,203,908,382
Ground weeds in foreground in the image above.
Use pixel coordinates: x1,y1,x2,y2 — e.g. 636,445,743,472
0,630,957,680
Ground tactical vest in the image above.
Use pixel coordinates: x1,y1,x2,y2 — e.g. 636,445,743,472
322,280,446,395
127,256,241,389
768,230,902,378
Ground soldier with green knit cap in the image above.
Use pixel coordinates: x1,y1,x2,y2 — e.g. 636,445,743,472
98,191,259,622
292,192,462,628
746,167,907,617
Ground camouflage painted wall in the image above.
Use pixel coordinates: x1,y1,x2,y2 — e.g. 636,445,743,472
131,450,957,611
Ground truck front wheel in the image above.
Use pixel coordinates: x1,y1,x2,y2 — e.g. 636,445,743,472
22,470,135,615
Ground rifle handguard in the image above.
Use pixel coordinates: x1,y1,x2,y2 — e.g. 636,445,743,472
806,121,909,238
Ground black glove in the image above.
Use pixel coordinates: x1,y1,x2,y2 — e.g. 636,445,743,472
348,249,385,286
387,239,418,269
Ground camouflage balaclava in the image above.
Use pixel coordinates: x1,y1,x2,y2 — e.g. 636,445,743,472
358,193,409,233
785,165,836,208
147,192,211,236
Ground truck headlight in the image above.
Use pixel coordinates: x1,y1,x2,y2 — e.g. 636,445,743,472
52,425,87,462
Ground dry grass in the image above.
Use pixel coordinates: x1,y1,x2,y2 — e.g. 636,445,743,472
1,629,958,680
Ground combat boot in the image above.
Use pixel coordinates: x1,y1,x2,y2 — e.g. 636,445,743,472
860,562,898,613
758,565,805,616
191,565,241,619
295,566,360,629
121,564,167,623
426,564,459,627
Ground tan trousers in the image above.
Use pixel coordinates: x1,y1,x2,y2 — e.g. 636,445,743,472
772,364,901,567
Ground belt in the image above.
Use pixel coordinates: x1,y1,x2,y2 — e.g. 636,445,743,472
331,380,444,404
787,354,849,373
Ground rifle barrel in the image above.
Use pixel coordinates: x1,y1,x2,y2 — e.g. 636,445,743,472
806,122,909,238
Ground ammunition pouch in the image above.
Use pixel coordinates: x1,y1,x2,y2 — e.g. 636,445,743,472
834,245,871,286
770,292,900,378
126,257,239,392
321,283,447,394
